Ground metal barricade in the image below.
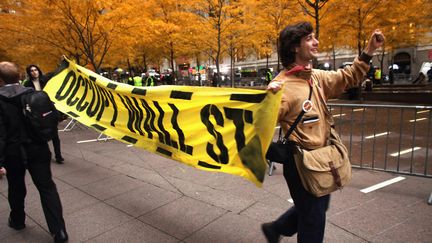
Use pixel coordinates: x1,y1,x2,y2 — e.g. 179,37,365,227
328,103,432,203
327,103,431,177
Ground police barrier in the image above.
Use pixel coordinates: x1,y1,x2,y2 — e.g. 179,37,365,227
44,57,281,186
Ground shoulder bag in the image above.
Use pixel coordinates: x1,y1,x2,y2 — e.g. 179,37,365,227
266,81,352,197
265,84,312,163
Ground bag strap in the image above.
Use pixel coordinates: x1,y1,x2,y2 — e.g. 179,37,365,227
313,80,336,131
280,84,313,143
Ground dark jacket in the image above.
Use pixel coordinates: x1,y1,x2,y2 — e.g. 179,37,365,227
0,84,35,167
22,75,48,90
22,72,66,123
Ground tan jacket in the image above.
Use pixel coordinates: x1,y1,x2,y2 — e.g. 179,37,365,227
272,58,369,150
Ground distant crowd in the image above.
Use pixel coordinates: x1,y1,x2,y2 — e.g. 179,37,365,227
104,69,174,87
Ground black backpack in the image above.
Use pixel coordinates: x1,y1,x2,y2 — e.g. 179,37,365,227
21,91,58,142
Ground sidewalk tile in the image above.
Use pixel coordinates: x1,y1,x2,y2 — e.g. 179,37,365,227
64,202,132,242
60,165,119,187
87,219,179,243
139,196,226,240
80,174,145,200
105,183,181,217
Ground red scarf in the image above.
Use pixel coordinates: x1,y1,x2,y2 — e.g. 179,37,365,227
285,65,313,86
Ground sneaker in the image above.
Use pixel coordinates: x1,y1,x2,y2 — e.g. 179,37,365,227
8,217,25,230
55,157,65,164
261,222,280,243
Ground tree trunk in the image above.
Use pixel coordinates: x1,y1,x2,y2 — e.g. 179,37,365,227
311,1,320,68
277,37,281,71
332,44,336,71
266,54,269,69
357,8,362,56
380,44,385,72
143,54,147,73
230,48,235,88
169,42,176,84
127,58,131,74
314,1,320,40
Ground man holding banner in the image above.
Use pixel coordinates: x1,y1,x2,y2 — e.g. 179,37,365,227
261,22,384,243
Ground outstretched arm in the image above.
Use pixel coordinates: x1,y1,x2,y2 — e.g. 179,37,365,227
316,29,386,99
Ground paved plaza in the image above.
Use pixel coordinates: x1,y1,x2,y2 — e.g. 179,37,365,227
1,120,431,243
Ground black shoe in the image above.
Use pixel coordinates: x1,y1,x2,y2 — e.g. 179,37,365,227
8,217,25,230
53,229,68,243
261,222,280,243
55,157,64,164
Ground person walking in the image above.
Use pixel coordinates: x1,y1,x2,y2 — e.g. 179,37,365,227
374,67,382,84
132,73,143,87
145,74,155,86
262,22,384,243
211,73,219,87
22,64,64,164
0,61,68,243
427,67,432,82
265,68,273,85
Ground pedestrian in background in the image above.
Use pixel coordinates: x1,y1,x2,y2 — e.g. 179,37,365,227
0,61,68,243
262,22,384,243
145,74,155,86
374,67,382,84
211,73,219,87
23,64,65,164
427,67,432,82
389,66,394,84
265,68,273,85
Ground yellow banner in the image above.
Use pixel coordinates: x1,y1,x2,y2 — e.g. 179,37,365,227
44,57,281,186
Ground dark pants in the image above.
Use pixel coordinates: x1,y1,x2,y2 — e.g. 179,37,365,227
5,143,66,234
51,128,62,160
272,149,330,243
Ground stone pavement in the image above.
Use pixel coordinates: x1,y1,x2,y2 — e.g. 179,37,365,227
1,122,431,243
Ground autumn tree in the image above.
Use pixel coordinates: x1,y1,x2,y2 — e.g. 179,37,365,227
0,0,64,69
374,0,432,67
101,0,160,74
245,0,302,71
1,0,431,79
48,0,130,70
180,13,212,85
142,0,193,83
297,0,330,41
189,0,244,85
0,0,130,71
318,1,357,70
225,14,248,87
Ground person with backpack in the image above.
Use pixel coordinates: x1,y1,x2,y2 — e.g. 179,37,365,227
0,61,68,243
22,64,65,164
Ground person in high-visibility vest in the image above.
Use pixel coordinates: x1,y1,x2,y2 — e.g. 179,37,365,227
374,68,381,84
127,75,134,85
145,75,154,86
133,76,142,86
265,69,273,85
